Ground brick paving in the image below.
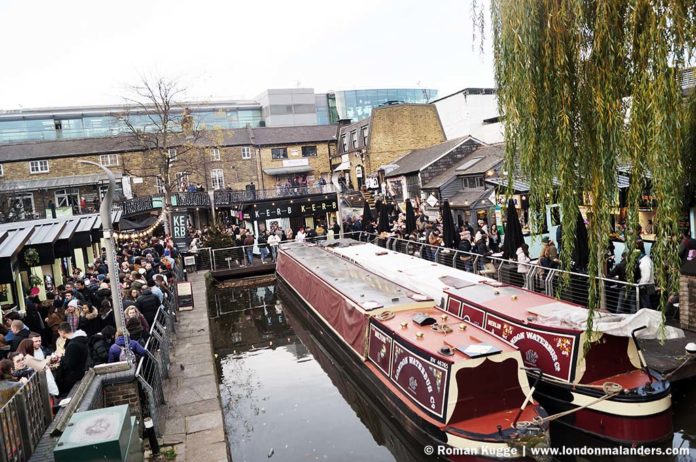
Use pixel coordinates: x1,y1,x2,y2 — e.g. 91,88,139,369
157,271,229,462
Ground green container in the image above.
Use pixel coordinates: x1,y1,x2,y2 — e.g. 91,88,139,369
54,405,143,462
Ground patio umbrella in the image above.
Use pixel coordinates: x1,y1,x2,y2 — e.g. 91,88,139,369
374,199,382,221
362,199,373,223
405,199,417,235
502,198,524,259
441,200,457,248
573,211,590,271
378,202,390,233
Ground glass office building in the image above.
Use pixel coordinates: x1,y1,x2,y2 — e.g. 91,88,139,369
0,106,263,143
333,88,438,122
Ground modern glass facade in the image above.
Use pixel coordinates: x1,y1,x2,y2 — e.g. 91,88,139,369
0,108,263,143
333,88,438,122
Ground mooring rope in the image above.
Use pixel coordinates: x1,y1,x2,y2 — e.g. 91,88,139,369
515,382,623,428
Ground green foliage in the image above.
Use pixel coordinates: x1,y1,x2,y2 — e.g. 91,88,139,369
201,225,234,249
492,0,695,345
23,248,40,267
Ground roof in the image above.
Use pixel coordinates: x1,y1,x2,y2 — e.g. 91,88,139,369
0,227,33,259
262,166,314,176
251,125,337,146
0,172,123,192
448,189,495,209
431,88,497,104
385,136,474,178
421,144,504,189
0,125,338,162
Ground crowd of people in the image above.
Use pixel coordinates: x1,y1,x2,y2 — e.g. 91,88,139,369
0,236,179,405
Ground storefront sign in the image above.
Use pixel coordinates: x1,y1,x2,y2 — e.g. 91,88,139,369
283,158,309,167
172,211,188,252
253,198,338,220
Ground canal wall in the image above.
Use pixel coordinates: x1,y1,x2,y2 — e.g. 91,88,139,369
159,271,230,462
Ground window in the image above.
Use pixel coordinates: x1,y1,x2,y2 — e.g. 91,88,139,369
176,172,190,191
462,176,484,189
211,148,221,161
168,148,177,161
55,188,79,208
211,169,225,190
241,146,252,159
8,194,35,217
0,164,3,176
362,126,369,145
351,130,358,149
155,177,166,194
100,154,119,166
302,146,317,157
271,148,288,159
29,160,49,174
341,134,347,153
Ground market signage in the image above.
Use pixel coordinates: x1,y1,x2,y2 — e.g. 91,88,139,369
172,211,188,252
253,198,338,220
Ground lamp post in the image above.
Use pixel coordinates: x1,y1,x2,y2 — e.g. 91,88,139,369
78,162,131,353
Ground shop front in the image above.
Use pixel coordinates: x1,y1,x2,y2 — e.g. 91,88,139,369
240,194,340,237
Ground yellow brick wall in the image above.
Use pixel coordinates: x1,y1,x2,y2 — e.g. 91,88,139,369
366,104,445,175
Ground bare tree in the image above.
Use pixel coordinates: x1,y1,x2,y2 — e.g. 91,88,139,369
118,76,206,232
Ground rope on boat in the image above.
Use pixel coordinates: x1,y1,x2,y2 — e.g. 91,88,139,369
520,367,629,392
431,323,453,334
375,310,395,321
515,382,623,428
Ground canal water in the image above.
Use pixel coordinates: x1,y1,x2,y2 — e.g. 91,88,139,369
209,280,696,462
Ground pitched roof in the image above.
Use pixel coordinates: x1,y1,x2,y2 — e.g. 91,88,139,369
384,136,473,178
251,125,337,146
421,144,504,190
0,125,338,162
448,189,495,209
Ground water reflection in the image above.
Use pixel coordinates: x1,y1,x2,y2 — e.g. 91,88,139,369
211,282,395,462
210,281,696,462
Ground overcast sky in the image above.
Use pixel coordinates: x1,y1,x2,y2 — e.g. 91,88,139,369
0,0,495,109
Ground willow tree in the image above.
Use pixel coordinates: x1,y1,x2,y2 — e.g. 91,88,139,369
489,0,695,339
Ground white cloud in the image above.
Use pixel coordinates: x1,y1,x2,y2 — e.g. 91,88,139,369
0,0,494,108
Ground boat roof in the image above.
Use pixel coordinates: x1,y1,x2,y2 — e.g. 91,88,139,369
280,243,433,312
379,306,517,362
328,241,587,330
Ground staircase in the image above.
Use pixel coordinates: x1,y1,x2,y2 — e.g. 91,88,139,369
362,190,376,208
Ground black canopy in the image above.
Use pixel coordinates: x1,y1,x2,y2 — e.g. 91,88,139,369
441,200,457,249
502,198,524,259
405,199,417,235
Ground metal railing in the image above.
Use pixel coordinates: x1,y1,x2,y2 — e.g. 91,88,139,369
134,290,177,437
352,232,653,314
0,371,52,462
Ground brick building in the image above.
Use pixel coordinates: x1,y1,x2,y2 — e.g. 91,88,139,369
0,125,337,220
332,103,446,190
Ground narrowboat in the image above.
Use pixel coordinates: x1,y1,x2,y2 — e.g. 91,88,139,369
328,241,675,445
276,242,549,461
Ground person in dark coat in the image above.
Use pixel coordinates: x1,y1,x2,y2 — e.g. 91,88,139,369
87,326,115,367
56,322,89,395
135,288,160,327
9,320,30,352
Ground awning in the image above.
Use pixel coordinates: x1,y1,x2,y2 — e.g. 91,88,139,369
262,166,314,176
0,172,123,192
333,161,351,172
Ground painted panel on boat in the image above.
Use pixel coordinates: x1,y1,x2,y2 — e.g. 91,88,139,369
368,323,393,377
457,300,486,327
485,313,578,382
445,297,461,317
390,339,449,420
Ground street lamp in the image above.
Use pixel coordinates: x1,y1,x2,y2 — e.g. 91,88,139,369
78,161,131,354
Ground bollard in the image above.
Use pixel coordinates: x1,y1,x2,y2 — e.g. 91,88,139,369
183,268,188,282
144,417,160,455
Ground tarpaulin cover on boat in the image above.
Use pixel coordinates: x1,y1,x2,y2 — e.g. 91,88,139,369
277,252,369,355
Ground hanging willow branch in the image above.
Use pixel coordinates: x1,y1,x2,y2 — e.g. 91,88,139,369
492,0,695,347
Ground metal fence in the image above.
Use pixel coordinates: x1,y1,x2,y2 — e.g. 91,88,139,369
354,232,653,314
0,371,52,462
134,290,177,437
